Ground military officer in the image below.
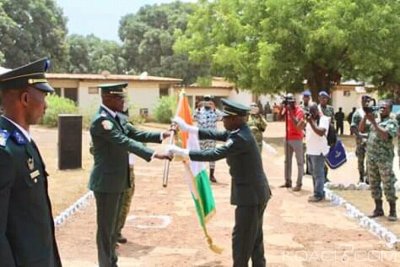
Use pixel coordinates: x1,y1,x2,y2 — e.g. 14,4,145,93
248,102,267,152
89,82,172,267
169,98,271,267
0,58,61,266
351,95,371,183
359,100,398,221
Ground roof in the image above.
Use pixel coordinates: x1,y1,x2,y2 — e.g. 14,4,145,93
190,77,235,88
45,73,182,83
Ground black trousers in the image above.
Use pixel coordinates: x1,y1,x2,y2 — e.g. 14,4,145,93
232,203,267,267
94,192,123,267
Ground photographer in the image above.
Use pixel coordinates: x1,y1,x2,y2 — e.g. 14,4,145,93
350,95,371,183
248,102,268,152
279,93,306,191
359,100,398,221
193,95,223,183
304,104,330,202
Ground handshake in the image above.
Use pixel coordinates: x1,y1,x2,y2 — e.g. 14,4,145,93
165,117,198,158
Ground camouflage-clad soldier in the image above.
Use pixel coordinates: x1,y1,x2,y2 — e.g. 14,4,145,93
248,102,267,152
351,96,372,183
360,100,398,222
396,112,400,168
300,90,312,175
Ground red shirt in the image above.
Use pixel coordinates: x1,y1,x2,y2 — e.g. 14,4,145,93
283,105,304,140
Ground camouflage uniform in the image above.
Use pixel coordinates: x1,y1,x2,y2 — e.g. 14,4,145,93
193,107,223,169
396,112,400,168
301,103,311,174
247,114,267,152
351,108,369,181
367,116,398,202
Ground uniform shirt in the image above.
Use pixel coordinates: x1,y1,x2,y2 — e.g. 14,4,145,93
366,116,398,161
305,115,330,156
247,114,267,144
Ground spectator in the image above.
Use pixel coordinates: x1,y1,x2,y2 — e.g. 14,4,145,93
347,107,356,135
318,90,334,182
334,107,345,135
305,104,330,202
272,102,280,121
193,95,223,183
279,93,305,191
300,90,313,175
359,100,398,221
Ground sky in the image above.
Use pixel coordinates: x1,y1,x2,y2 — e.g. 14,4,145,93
55,0,196,42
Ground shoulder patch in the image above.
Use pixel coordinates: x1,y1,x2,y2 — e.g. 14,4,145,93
0,129,10,147
11,130,27,145
102,120,113,130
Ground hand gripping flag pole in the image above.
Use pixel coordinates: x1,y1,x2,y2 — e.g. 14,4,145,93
162,128,175,187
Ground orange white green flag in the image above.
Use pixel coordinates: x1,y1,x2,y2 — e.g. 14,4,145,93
175,90,222,254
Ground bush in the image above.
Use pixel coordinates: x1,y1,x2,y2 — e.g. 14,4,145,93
41,94,78,127
154,95,176,123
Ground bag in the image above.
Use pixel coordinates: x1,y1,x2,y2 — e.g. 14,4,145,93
325,139,347,169
326,122,337,147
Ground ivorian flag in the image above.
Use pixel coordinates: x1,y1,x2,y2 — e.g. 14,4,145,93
175,90,222,253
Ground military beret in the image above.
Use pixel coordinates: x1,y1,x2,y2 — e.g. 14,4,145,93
98,82,128,95
221,98,250,117
0,58,54,92
303,90,311,97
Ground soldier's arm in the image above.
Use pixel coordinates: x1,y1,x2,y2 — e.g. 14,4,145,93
198,128,229,142
189,135,244,162
125,123,163,143
0,149,17,266
91,118,155,161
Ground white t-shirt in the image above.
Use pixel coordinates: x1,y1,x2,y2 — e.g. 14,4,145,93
305,115,330,156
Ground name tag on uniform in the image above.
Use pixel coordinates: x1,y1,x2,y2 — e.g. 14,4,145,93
30,170,40,179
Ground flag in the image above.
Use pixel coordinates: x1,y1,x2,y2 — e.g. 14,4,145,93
175,90,222,254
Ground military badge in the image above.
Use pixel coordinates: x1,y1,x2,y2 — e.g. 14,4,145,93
102,120,113,130
0,129,10,147
11,130,27,145
27,157,34,170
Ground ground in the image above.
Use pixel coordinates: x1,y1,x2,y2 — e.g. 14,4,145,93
30,121,400,266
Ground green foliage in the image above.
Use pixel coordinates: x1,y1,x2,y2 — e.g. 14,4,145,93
66,34,126,74
0,0,68,71
153,95,176,123
176,0,400,96
41,94,78,127
119,1,209,84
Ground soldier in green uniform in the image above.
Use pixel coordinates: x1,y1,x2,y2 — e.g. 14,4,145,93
248,102,267,152
351,96,371,183
89,82,172,267
359,100,398,221
169,98,271,267
0,58,62,267
301,90,312,175
396,112,400,168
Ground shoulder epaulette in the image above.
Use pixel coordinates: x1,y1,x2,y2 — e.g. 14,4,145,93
0,129,10,147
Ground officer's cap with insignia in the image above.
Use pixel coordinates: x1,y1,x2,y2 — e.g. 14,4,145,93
221,98,250,117
0,58,54,93
99,82,128,96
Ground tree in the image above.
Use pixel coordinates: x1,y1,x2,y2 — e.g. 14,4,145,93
119,1,209,84
175,0,400,98
0,0,68,71
67,34,126,74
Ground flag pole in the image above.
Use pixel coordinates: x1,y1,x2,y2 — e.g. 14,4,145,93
162,129,174,187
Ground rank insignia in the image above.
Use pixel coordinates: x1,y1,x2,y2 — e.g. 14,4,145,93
27,158,35,170
11,130,27,145
102,120,113,130
0,129,10,147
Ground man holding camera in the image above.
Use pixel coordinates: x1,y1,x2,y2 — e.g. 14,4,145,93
279,93,305,191
193,95,223,183
351,95,371,184
305,104,330,202
359,100,398,221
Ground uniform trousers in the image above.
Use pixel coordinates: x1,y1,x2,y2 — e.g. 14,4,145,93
232,203,267,267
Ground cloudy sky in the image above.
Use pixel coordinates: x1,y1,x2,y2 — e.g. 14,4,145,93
55,0,196,41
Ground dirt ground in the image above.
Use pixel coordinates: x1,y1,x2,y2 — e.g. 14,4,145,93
30,121,400,267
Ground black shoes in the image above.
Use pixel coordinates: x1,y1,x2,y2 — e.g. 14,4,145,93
117,234,127,244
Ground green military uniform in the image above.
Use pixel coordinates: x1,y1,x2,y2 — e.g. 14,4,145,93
396,112,400,168
89,83,163,267
0,59,61,267
247,113,267,152
351,108,370,182
188,99,271,267
366,116,398,202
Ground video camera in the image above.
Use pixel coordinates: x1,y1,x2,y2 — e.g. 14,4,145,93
362,96,379,113
281,95,295,106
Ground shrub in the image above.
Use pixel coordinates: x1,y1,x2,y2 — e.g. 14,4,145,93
154,95,176,123
41,94,78,127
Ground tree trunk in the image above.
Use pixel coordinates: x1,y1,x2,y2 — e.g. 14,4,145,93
305,63,341,102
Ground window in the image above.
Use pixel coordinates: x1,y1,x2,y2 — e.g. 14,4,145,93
88,87,99,94
343,90,351,97
64,88,78,103
159,88,169,97
53,87,61,97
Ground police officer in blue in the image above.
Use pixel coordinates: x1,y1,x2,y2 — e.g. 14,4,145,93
169,98,271,267
0,58,62,267
89,82,172,267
